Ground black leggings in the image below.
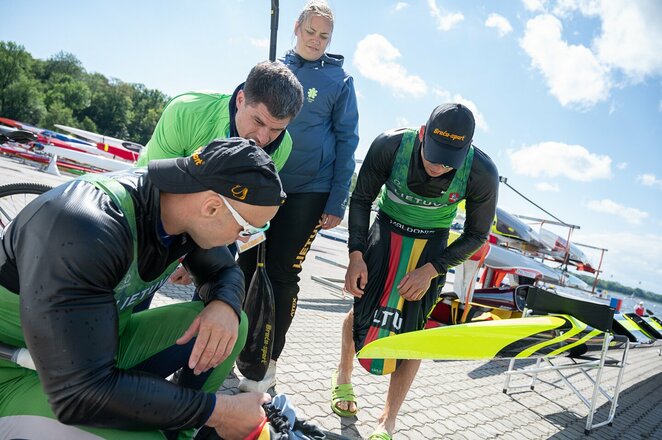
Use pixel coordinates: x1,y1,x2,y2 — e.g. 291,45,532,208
237,192,329,361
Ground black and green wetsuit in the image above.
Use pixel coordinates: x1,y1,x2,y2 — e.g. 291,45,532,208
0,169,247,438
349,128,498,375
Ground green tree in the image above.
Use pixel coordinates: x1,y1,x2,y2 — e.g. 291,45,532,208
0,41,39,119
1,42,168,147
41,100,76,129
45,76,91,112
127,84,168,145
80,75,133,139
1,77,46,123
78,116,98,133
41,51,85,80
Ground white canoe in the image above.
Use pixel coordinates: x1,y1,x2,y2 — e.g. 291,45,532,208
42,145,132,172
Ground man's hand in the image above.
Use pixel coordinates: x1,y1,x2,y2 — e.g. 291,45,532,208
207,392,270,440
176,300,238,375
169,265,193,285
320,213,342,230
344,251,368,298
397,263,438,301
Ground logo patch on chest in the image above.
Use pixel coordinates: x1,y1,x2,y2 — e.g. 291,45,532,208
307,87,318,103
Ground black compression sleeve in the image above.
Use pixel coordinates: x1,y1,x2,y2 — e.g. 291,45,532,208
347,130,401,254
184,246,245,318
429,148,499,273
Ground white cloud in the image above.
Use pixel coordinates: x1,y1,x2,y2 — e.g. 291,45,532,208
433,88,488,132
585,1,662,79
394,2,409,12
586,199,649,225
522,0,548,11
521,2,662,109
637,173,662,189
535,182,560,192
608,101,616,115
552,0,600,17
616,162,628,170
575,231,662,292
433,88,451,101
508,141,612,181
353,34,427,98
521,14,610,108
395,116,409,127
249,38,269,49
454,96,488,133
485,13,513,37
427,0,464,31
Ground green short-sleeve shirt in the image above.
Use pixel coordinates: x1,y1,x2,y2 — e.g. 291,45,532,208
136,92,291,170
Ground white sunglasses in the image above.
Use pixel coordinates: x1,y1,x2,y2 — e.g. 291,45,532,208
218,194,270,237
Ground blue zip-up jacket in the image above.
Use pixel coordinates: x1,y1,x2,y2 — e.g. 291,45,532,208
279,50,359,218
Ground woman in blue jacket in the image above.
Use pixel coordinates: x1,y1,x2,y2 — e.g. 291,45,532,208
238,0,359,392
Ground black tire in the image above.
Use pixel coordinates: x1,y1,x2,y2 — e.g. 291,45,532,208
0,182,52,228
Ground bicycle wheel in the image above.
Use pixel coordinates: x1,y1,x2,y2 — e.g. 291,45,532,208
0,182,52,228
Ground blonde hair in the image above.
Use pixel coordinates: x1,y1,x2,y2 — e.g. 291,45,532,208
296,0,334,31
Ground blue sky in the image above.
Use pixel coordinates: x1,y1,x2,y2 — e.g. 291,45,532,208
1,0,661,293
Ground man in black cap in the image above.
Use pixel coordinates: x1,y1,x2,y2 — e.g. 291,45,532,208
0,138,284,439
331,104,498,438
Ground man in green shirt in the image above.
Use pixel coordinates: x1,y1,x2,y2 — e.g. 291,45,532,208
137,61,304,172
136,61,303,288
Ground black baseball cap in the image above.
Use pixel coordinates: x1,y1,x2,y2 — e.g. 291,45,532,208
149,137,286,206
423,103,475,169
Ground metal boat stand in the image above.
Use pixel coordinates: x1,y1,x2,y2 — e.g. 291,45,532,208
502,287,631,435
502,334,630,434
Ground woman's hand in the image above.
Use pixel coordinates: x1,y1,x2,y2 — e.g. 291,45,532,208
320,213,342,230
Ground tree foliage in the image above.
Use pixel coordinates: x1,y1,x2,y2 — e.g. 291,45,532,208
574,273,661,302
0,42,168,145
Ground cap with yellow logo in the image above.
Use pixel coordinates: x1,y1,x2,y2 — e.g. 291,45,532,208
148,137,286,206
423,103,475,169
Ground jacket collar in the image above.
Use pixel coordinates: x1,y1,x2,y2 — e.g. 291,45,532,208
283,50,344,68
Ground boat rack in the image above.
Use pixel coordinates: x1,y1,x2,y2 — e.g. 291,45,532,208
502,287,631,434
310,256,348,298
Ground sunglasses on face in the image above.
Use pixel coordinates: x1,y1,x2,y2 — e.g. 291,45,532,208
218,194,270,237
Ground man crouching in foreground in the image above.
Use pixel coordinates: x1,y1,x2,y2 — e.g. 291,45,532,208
0,138,285,439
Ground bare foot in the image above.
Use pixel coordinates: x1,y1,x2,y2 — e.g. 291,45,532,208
334,370,357,414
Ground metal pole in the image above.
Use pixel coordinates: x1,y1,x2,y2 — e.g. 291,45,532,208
561,226,575,274
269,0,280,62
591,249,606,294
